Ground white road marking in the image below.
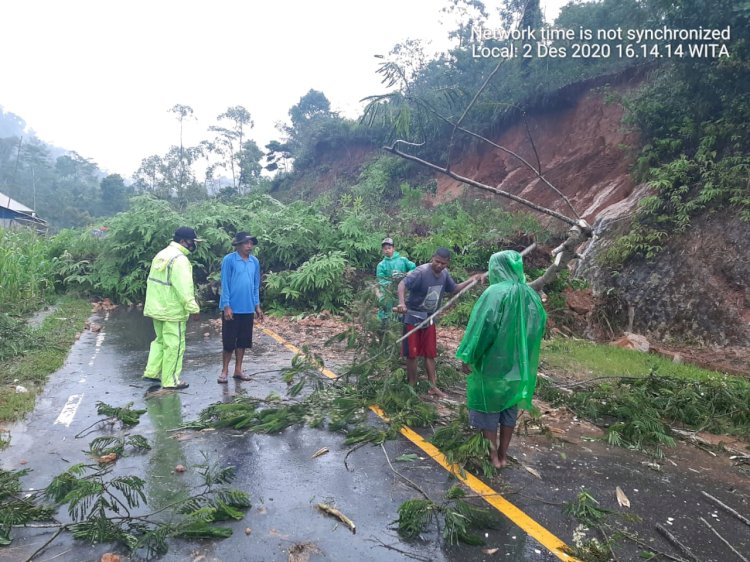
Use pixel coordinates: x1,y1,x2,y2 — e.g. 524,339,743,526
88,331,106,366
54,394,84,427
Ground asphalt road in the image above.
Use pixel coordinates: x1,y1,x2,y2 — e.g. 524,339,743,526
1,309,563,562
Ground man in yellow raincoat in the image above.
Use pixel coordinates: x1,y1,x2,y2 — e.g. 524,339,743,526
142,227,202,390
456,250,547,468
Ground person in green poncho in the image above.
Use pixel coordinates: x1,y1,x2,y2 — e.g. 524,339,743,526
376,237,416,321
456,250,547,468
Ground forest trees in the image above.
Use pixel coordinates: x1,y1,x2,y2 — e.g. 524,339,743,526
265,89,381,173
134,104,264,203
0,131,107,228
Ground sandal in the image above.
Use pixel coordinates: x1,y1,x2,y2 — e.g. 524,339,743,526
163,382,189,390
232,372,252,381
217,374,228,384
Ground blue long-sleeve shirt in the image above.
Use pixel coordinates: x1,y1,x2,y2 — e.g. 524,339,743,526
219,252,261,313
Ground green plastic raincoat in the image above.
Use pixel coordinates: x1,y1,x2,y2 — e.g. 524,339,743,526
143,242,200,321
376,251,416,320
455,250,547,413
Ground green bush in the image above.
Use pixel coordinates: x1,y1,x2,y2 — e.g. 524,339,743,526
0,228,56,314
264,251,354,312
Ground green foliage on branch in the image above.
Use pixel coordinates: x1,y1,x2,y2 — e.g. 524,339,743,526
397,485,498,545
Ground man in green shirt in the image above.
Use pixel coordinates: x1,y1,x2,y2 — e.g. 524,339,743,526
376,237,416,321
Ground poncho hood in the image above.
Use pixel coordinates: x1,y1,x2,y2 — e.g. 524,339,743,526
488,250,525,285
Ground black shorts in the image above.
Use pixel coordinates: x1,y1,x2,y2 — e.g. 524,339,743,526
222,312,254,352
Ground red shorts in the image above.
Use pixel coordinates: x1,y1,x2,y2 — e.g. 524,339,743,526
402,324,437,359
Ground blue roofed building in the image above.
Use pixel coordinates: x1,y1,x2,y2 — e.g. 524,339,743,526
0,191,47,232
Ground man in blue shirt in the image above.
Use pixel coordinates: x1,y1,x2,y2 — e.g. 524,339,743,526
218,232,264,383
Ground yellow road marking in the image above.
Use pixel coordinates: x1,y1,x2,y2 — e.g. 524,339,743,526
260,326,576,561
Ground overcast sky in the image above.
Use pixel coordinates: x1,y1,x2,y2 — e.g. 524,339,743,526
1,0,568,178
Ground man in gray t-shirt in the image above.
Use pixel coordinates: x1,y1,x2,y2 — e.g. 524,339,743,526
396,247,481,397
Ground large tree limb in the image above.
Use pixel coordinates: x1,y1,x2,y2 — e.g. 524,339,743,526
384,142,582,228
412,97,582,221
529,223,590,292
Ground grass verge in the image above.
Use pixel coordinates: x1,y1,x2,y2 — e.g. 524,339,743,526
0,297,91,442
541,338,726,381
539,337,750,456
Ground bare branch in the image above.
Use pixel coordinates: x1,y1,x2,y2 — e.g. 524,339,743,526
384,143,581,228
411,98,582,221
446,61,505,170
655,524,700,562
699,517,749,562
700,491,750,528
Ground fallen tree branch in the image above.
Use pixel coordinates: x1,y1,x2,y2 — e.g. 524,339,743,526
656,524,700,562
316,503,356,534
383,143,580,227
699,516,749,562
344,442,369,472
409,95,582,220
23,526,64,562
380,443,430,501
366,536,432,561
618,528,692,562
529,223,590,292
700,491,750,528
446,60,505,172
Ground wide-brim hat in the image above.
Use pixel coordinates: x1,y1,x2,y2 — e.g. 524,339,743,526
232,231,259,246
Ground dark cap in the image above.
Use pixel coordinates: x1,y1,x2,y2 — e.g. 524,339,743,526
381,237,394,246
173,226,204,242
232,231,258,246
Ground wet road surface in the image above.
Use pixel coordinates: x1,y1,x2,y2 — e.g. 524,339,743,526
1,309,564,562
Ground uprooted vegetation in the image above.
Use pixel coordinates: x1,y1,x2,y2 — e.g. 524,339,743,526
0,401,251,560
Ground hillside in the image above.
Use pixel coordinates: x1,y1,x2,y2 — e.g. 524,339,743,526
273,70,750,357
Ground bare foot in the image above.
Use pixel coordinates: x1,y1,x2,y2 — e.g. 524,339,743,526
427,386,446,398
496,457,508,469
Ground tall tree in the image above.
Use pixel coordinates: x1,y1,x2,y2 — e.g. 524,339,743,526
169,104,195,195
209,105,255,193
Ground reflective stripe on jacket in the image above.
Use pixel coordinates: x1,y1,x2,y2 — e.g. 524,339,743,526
144,241,200,321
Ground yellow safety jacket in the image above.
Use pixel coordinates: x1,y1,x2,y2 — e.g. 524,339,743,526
143,242,200,321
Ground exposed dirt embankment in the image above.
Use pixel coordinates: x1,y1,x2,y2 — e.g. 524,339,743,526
580,208,750,348
431,77,749,349
433,83,640,225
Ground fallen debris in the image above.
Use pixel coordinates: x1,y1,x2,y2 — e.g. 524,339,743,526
655,524,699,562
288,542,321,562
699,516,749,562
615,487,630,508
311,447,329,459
700,491,750,528
96,453,118,464
316,503,356,534
523,465,542,479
